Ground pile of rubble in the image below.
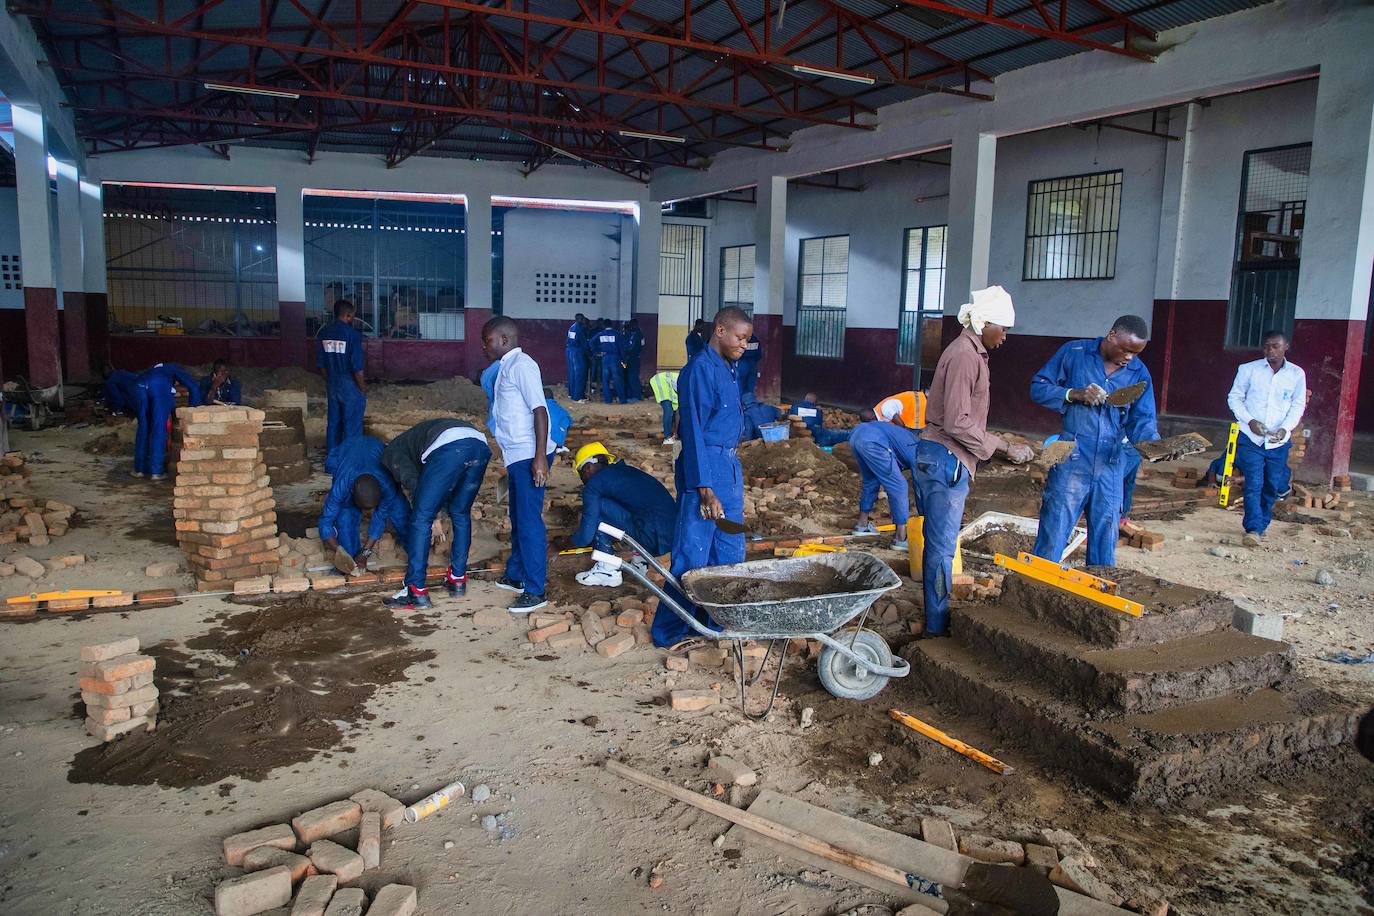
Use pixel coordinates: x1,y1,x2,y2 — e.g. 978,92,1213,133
217,789,415,916
0,451,78,547
485,596,657,657
79,637,159,741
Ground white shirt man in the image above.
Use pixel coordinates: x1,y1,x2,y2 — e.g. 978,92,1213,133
1225,331,1305,546
492,346,546,465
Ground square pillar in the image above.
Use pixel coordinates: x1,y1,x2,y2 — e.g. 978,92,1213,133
942,129,997,334
13,103,60,389
1291,57,1374,483
275,185,307,367
753,175,787,401
1148,104,1201,415
79,176,110,375
463,194,492,379
55,159,91,381
633,202,663,368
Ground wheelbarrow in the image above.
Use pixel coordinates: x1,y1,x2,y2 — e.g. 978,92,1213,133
592,522,909,718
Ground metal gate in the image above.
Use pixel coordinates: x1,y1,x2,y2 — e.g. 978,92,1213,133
660,222,705,322
1227,144,1310,348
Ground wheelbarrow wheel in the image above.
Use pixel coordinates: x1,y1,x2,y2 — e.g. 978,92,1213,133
817,630,893,701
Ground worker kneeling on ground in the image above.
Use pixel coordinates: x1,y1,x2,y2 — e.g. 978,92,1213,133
850,401,921,549
319,435,412,574
133,362,206,481
380,418,492,610
570,442,675,588
792,391,851,447
1030,314,1159,567
740,394,783,441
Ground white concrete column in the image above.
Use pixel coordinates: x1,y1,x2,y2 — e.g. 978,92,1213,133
274,184,306,303
12,104,55,291
80,176,106,295
1153,103,1200,302
54,159,82,297
465,193,492,313
617,213,635,321
942,128,997,315
633,201,662,316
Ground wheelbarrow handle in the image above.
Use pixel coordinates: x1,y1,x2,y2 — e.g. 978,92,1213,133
592,551,720,641
595,522,683,593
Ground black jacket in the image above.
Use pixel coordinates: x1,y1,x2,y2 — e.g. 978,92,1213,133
381,418,483,497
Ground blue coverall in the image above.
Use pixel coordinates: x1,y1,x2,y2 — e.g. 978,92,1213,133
318,317,367,457
685,329,707,360
482,361,571,451
199,375,242,405
1030,338,1159,567
592,327,624,404
319,436,412,558
1120,441,1141,517
103,369,140,415
572,461,676,556
655,346,744,648
565,320,591,401
793,399,851,447
850,421,920,531
622,326,645,402
134,363,205,476
738,335,762,400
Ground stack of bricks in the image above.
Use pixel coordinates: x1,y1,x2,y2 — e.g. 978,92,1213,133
173,405,281,591
0,450,30,501
80,637,159,741
1171,466,1202,489
1118,521,1164,552
261,408,310,485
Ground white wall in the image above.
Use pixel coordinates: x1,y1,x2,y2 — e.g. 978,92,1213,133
0,186,22,309
501,208,626,321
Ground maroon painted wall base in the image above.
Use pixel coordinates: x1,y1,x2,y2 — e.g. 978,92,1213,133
280,301,307,368
61,291,91,382
752,313,783,401
1292,317,1366,483
23,287,61,388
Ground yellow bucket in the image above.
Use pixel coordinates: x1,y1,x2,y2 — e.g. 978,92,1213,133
907,516,961,576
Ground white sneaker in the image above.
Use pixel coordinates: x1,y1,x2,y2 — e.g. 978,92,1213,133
576,562,623,587
892,539,910,552
663,437,677,445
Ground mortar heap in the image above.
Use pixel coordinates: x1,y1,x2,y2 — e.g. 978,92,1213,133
907,567,1360,802
173,405,282,591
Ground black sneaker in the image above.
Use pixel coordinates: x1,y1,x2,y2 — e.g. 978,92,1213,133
383,587,433,610
443,575,467,597
494,576,525,593
508,593,548,614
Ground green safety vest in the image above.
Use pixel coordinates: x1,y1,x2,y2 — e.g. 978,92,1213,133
650,371,679,408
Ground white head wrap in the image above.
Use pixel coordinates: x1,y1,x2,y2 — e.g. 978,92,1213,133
957,285,1016,334
877,398,903,421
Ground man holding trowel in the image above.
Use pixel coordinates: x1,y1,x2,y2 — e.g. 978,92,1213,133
1030,315,1159,568
319,435,412,576
653,306,752,649
915,286,1033,638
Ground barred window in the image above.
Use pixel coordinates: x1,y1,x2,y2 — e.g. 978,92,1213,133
1023,170,1122,280
796,235,848,358
660,222,705,322
719,244,755,316
899,225,947,367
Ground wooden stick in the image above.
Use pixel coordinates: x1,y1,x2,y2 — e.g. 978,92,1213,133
889,709,1015,776
603,758,945,899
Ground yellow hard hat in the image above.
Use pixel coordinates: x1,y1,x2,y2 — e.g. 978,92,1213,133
575,442,613,470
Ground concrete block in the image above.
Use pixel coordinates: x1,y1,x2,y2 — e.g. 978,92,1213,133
241,846,315,883
223,823,297,866
214,865,292,916
357,811,381,869
307,839,364,883
289,874,338,916
1348,472,1374,492
1050,857,1123,906
1232,605,1284,641
1024,843,1059,872
958,834,1025,866
919,817,957,851
350,788,405,830
292,801,362,844
322,888,367,916
80,637,140,661
368,884,418,916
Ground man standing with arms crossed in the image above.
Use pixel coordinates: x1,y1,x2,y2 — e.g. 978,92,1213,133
484,317,551,614
318,299,367,459
652,306,753,649
915,287,1033,638
1227,330,1306,547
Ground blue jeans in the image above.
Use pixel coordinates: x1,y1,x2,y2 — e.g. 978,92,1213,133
1121,445,1141,517
660,401,676,439
854,437,912,530
1034,440,1122,567
811,426,851,447
1234,437,1291,535
653,448,743,647
405,439,491,590
134,384,174,475
599,358,622,404
326,388,366,457
913,440,969,636
566,349,588,401
504,458,548,597
623,355,642,401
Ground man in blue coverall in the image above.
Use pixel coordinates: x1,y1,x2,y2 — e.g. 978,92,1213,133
849,402,921,550
592,321,624,404
621,318,645,402
319,435,411,570
740,395,782,441
653,306,753,649
737,333,762,400
1031,315,1160,567
199,359,242,405
684,319,710,360
102,368,141,415
318,299,368,458
565,313,593,403
792,391,851,447
133,363,205,480
568,442,676,588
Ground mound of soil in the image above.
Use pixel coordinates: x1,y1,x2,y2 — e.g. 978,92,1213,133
964,527,1036,558
740,438,849,486
691,564,855,604
68,593,435,788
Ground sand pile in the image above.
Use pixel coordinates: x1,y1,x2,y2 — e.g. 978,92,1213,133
740,439,850,488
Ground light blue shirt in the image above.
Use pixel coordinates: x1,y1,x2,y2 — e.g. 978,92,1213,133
1227,358,1306,449
491,347,547,465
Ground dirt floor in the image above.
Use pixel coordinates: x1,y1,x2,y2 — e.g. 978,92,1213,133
1,391,1372,915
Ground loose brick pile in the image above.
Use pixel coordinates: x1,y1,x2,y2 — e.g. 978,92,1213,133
507,595,658,656
217,788,416,916
0,451,78,547
173,406,281,591
80,637,158,741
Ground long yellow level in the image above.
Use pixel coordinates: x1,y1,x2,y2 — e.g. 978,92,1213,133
6,589,122,605
1218,421,1240,508
993,551,1143,617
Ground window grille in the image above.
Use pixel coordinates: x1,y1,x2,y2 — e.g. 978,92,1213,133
1227,144,1310,348
1023,170,1122,280
796,235,848,358
899,225,947,367
719,244,755,316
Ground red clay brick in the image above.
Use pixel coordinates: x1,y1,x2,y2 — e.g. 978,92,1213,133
90,654,155,681
80,637,140,662
292,800,361,844
222,824,296,866
214,865,292,916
